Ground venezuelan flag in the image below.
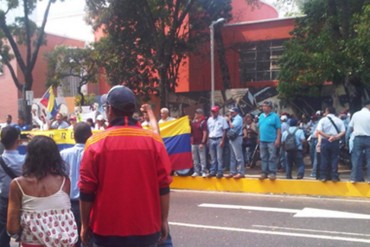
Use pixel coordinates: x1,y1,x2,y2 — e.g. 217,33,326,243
159,116,192,171
40,86,58,117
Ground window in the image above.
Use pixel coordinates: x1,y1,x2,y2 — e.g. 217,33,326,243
239,39,287,82
0,55,3,76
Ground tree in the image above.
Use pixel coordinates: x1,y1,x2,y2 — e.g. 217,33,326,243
0,0,61,123
278,0,370,113
46,46,100,106
86,0,233,107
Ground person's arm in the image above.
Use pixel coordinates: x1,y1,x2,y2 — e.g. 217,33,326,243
158,193,170,243
141,104,160,134
275,128,281,147
80,200,93,245
7,180,22,236
78,146,97,246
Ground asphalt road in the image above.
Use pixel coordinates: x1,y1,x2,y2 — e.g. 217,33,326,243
169,190,370,247
11,190,370,247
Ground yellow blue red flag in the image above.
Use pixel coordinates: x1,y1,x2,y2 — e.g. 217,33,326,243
20,116,193,171
40,86,58,117
159,116,192,170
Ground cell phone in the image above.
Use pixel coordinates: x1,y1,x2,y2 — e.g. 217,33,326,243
20,134,28,140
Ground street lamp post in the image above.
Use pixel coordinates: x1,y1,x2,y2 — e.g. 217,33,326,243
209,18,225,107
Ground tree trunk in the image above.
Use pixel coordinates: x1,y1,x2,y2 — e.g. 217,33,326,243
344,75,364,114
78,84,85,106
23,72,34,125
159,68,168,108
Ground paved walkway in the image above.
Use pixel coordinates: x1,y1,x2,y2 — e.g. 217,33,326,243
171,157,370,199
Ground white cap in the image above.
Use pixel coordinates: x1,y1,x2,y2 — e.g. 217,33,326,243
280,115,287,121
96,115,104,121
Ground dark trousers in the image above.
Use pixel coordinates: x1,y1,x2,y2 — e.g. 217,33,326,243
0,197,10,247
286,150,305,179
320,139,340,180
71,200,81,247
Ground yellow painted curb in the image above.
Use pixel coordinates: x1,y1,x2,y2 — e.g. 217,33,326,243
170,177,370,198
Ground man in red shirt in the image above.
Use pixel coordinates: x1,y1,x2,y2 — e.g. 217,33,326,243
79,85,172,247
190,108,208,177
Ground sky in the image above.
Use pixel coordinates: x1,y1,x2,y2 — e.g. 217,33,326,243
36,0,94,43
35,0,298,43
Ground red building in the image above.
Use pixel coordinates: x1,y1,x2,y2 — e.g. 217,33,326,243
94,0,296,116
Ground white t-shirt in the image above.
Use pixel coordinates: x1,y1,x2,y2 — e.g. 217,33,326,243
348,107,370,136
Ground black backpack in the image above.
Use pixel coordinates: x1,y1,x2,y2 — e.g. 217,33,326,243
284,128,298,152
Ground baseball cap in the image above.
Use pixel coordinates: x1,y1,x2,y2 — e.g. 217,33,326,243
229,107,239,113
289,118,298,126
195,108,204,114
96,115,104,121
211,106,220,112
101,85,136,111
280,115,287,121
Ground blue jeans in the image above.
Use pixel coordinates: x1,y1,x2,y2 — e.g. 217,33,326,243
320,139,340,180
208,138,224,175
286,150,305,178
0,197,10,247
191,144,207,174
259,142,277,175
351,136,370,182
309,138,318,176
229,136,245,175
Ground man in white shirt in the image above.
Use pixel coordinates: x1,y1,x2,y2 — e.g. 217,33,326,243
207,106,229,178
348,100,370,183
158,108,175,124
316,107,345,182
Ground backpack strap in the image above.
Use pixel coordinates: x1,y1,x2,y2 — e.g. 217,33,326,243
0,156,18,179
327,116,340,134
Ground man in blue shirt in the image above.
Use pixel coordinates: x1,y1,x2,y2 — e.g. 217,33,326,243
281,118,306,179
257,101,281,180
225,107,245,179
0,126,24,247
60,122,92,247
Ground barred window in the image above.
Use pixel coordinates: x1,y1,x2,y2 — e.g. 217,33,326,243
0,55,3,76
239,39,287,82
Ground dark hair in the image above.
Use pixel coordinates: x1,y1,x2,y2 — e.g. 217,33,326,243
263,101,272,108
74,122,92,144
23,136,67,179
111,106,134,117
0,126,20,149
289,118,298,127
326,107,336,115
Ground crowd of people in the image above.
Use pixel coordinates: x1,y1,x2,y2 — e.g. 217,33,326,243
0,90,369,246
0,85,173,247
189,100,370,184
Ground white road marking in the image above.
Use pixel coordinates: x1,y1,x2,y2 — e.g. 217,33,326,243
294,207,370,219
199,203,370,219
253,225,370,237
169,222,370,244
199,203,299,214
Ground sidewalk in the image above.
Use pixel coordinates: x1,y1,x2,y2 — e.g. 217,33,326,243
171,157,370,199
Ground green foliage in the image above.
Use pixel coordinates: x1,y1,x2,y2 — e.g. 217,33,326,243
278,0,370,101
87,0,232,107
46,45,100,87
46,45,101,106
75,93,96,107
